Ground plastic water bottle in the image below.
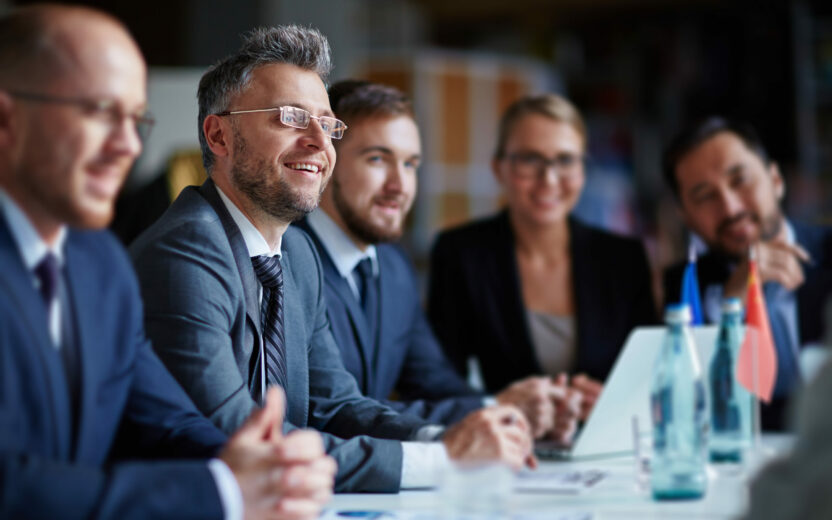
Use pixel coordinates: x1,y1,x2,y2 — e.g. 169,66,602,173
708,297,753,462
650,303,708,500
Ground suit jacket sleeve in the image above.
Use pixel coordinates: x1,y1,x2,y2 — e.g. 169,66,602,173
131,218,259,435
392,289,483,424
743,356,832,519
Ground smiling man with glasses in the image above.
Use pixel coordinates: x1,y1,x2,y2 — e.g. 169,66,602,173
129,25,533,494
0,6,337,520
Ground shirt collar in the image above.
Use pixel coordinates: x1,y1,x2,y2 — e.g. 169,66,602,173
215,185,282,258
306,208,377,279
0,187,67,270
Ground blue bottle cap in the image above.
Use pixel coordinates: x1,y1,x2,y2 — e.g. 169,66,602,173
665,303,692,324
721,297,742,314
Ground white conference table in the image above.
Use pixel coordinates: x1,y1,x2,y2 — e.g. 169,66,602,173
326,435,793,520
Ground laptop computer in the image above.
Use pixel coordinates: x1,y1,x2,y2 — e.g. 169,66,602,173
536,325,719,460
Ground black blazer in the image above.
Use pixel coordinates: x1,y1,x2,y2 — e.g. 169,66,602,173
428,211,657,393
663,220,832,430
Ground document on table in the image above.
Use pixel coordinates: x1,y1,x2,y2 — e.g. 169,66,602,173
322,511,592,520
513,469,607,493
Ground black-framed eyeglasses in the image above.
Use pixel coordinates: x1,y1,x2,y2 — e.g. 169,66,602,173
8,90,155,141
215,105,347,140
503,151,587,181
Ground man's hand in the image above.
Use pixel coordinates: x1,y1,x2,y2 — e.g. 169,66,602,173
569,373,603,423
724,241,811,297
219,388,336,520
443,405,536,471
495,376,555,439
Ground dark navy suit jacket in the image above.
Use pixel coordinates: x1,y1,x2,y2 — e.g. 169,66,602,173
297,219,483,425
428,211,657,393
130,180,428,493
0,214,227,519
663,220,832,430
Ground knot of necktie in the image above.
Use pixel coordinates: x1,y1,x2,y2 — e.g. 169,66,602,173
34,253,60,306
251,255,283,289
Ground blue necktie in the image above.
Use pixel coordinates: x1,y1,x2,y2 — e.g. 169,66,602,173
353,258,378,342
251,255,288,391
763,282,800,398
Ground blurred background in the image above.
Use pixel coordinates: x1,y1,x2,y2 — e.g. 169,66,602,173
5,0,832,305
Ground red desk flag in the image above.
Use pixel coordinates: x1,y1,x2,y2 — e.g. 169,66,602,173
736,259,778,403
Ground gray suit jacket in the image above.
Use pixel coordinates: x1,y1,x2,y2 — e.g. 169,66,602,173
743,353,832,519
129,179,428,492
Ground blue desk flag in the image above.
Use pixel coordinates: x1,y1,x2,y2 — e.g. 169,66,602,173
681,243,704,325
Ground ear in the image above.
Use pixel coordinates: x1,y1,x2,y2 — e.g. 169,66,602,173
769,161,785,201
491,157,505,187
202,114,232,160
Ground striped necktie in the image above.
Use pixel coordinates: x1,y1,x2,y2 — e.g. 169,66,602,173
251,255,288,391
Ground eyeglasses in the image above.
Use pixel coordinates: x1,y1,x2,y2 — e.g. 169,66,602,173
503,152,586,181
8,91,155,141
215,105,347,140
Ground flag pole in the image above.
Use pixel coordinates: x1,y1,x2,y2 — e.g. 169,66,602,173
749,247,762,456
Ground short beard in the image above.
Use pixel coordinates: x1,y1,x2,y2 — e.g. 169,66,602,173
230,129,326,224
331,176,404,245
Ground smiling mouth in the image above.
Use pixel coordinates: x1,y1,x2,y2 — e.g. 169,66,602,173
285,162,322,174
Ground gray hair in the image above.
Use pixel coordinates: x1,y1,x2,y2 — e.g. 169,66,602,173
197,25,332,172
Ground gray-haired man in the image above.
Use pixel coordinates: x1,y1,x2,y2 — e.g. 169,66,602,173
130,25,534,493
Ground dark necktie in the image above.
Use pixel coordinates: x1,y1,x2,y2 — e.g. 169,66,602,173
34,253,80,450
352,257,378,340
34,253,59,315
251,255,288,391
764,282,800,397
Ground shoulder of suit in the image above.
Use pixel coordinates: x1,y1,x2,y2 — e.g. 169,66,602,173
569,218,648,269
433,212,506,252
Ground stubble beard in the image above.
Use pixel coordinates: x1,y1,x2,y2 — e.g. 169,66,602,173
230,130,327,224
331,176,406,245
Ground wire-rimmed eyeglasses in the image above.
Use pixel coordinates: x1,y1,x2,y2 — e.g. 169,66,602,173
8,90,155,141
215,105,348,140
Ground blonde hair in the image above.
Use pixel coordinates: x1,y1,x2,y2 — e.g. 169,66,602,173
494,93,586,158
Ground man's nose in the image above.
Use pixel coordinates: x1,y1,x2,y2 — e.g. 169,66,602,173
300,118,330,150
718,188,746,217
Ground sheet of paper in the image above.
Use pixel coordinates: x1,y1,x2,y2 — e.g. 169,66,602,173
513,469,607,493
321,511,592,520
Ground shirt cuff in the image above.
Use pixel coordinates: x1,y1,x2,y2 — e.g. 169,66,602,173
208,458,244,520
482,395,498,407
400,441,451,489
413,424,445,442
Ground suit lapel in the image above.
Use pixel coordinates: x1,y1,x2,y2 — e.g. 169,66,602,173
374,249,398,396
298,220,375,386
197,181,265,399
64,233,95,460
0,216,73,458
197,180,262,341
495,212,543,374
277,241,309,427
568,219,593,370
